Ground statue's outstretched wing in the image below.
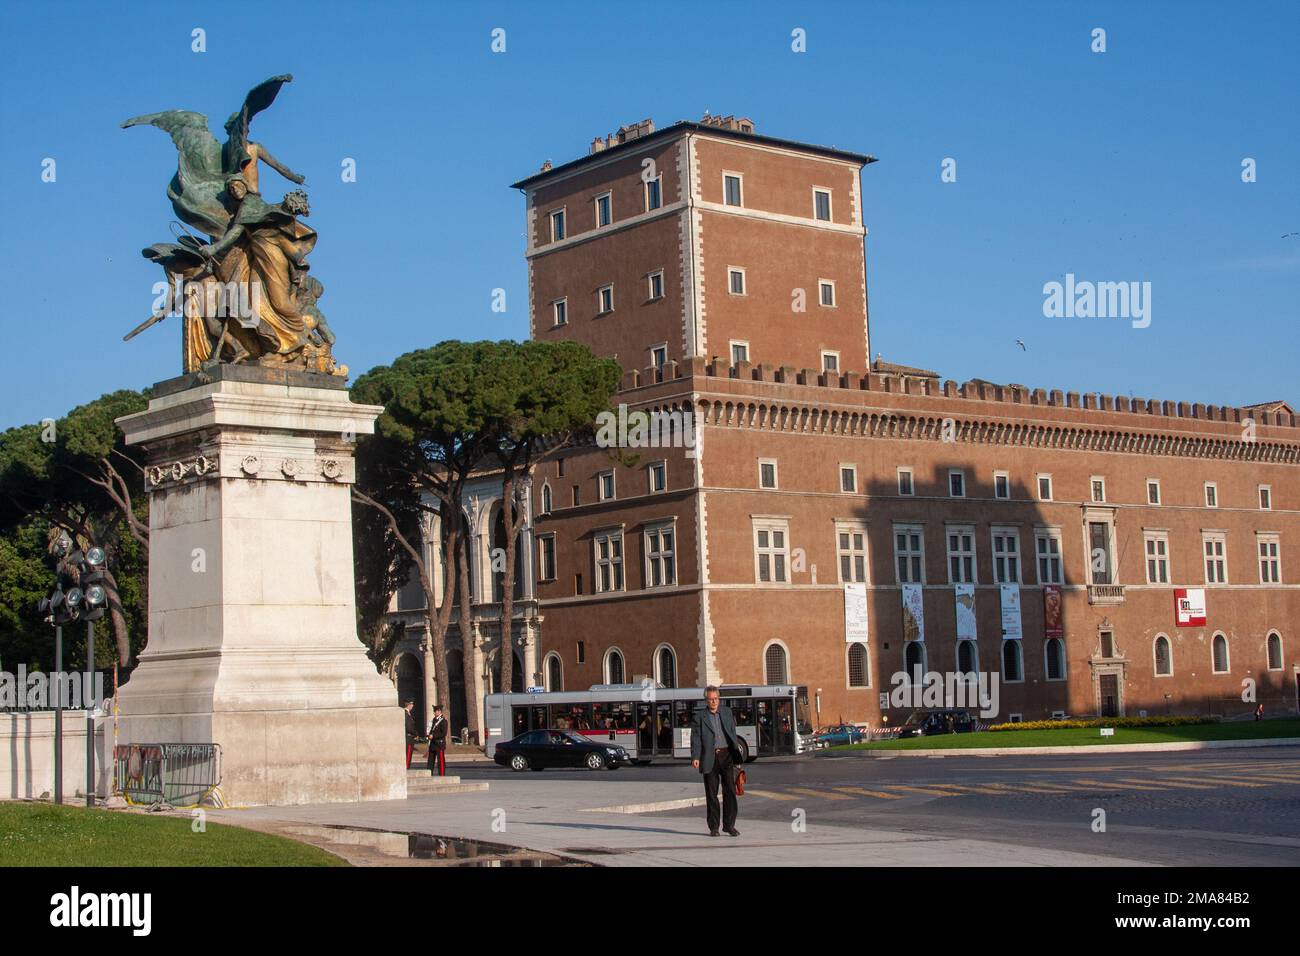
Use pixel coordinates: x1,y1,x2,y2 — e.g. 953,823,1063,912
122,110,228,238
222,74,294,174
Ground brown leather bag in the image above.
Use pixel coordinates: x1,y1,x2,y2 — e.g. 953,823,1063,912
733,766,746,796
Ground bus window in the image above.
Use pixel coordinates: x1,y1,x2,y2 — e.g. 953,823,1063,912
727,699,755,727
530,706,547,730
593,701,634,730
553,704,594,731
511,707,529,737
674,700,694,727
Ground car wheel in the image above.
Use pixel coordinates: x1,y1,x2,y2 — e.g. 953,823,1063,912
509,754,529,772
586,752,606,771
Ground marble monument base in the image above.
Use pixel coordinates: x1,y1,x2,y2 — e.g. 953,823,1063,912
114,366,406,806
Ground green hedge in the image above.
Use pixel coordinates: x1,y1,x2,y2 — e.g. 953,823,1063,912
988,715,1218,732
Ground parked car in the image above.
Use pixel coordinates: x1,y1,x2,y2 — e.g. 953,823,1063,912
814,723,867,747
493,729,633,771
897,709,974,738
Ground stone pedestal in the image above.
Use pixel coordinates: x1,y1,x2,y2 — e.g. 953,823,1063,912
114,366,406,806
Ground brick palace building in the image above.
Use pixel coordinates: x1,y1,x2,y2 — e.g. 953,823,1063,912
385,115,1299,740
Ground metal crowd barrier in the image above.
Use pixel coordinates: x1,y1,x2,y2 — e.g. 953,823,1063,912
113,743,222,807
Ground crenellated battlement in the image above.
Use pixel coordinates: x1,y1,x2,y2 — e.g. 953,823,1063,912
618,355,1299,433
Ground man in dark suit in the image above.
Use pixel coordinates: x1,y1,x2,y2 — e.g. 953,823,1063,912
403,701,417,769
428,705,449,776
690,685,743,837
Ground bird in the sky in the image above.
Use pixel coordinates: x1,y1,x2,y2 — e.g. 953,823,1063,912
1015,339,1026,351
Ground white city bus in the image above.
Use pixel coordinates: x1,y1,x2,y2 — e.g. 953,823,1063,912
483,684,815,762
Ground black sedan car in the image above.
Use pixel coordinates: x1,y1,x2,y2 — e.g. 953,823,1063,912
494,729,633,771
897,709,975,738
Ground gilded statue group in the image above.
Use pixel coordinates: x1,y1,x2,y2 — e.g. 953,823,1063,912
122,75,345,377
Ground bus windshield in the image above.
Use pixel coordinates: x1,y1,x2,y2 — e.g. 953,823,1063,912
795,688,814,734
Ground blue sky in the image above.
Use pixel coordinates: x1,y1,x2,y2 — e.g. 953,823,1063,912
1,0,1296,429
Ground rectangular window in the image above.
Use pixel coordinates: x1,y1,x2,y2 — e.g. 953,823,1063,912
754,522,790,583
1204,483,1218,508
650,344,667,368
647,270,664,300
648,461,667,494
557,458,566,478
1147,479,1161,505
723,173,743,206
819,280,836,306
728,267,746,295
645,524,676,587
597,471,615,501
947,526,976,584
645,177,662,211
1035,531,1063,585
594,531,624,592
1203,533,1227,584
576,640,585,663
994,471,1010,500
730,341,750,365
991,528,1020,584
822,351,839,373
949,470,966,498
1091,477,1106,503
551,297,568,327
597,285,614,314
813,188,832,221
1145,532,1169,584
1100,631,1115,659
897,468,914,496
1258,534,1281,584
1259,485,1272,510
840,464,856,493
538,534,556,581
595,192,612,227
571,484,580,506
894,525,925,584
1037,475,1053,501
1088,521,1114,585
837,526,867,583
550,209,566,241
758,458,778,489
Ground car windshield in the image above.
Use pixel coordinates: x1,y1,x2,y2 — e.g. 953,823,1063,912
902,712,927,726
562,732,588,744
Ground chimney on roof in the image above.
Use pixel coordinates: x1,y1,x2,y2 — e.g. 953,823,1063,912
589,118,656,155
700,113,755,133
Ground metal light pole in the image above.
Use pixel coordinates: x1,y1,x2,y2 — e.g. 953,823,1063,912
54,625,63,804
86,619,95,807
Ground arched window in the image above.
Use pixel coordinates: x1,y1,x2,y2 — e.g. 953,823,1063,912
541,483,552,514
1045,638,1065,681
655,645,677,688
1154,635,1172,676
764,643,789,684
545,652,563,692
605,647,625,684
1266,632,1283,671
903,641,926,682
1002,641,1023,682
847,643,870,687
957,639,978,676
1212,633,1230,673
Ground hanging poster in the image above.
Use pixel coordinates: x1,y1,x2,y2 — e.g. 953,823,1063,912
901,584,925,642
1000,584,1022,639
954,584,977,641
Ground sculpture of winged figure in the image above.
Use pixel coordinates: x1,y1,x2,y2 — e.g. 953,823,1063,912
121,75,345,377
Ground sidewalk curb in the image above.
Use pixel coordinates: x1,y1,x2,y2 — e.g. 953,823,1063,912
837,736,1300,758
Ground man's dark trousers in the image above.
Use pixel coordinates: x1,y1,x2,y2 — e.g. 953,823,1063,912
703,747,738,832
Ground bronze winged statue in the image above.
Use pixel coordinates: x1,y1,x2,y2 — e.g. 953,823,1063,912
122,74,345,377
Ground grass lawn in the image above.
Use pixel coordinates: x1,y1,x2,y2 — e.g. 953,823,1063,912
832,718,1300,752
0,802,348,867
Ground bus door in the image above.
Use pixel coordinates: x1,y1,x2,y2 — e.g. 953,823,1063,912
774,698,795,752
635,701,673,757
755,699,776,755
